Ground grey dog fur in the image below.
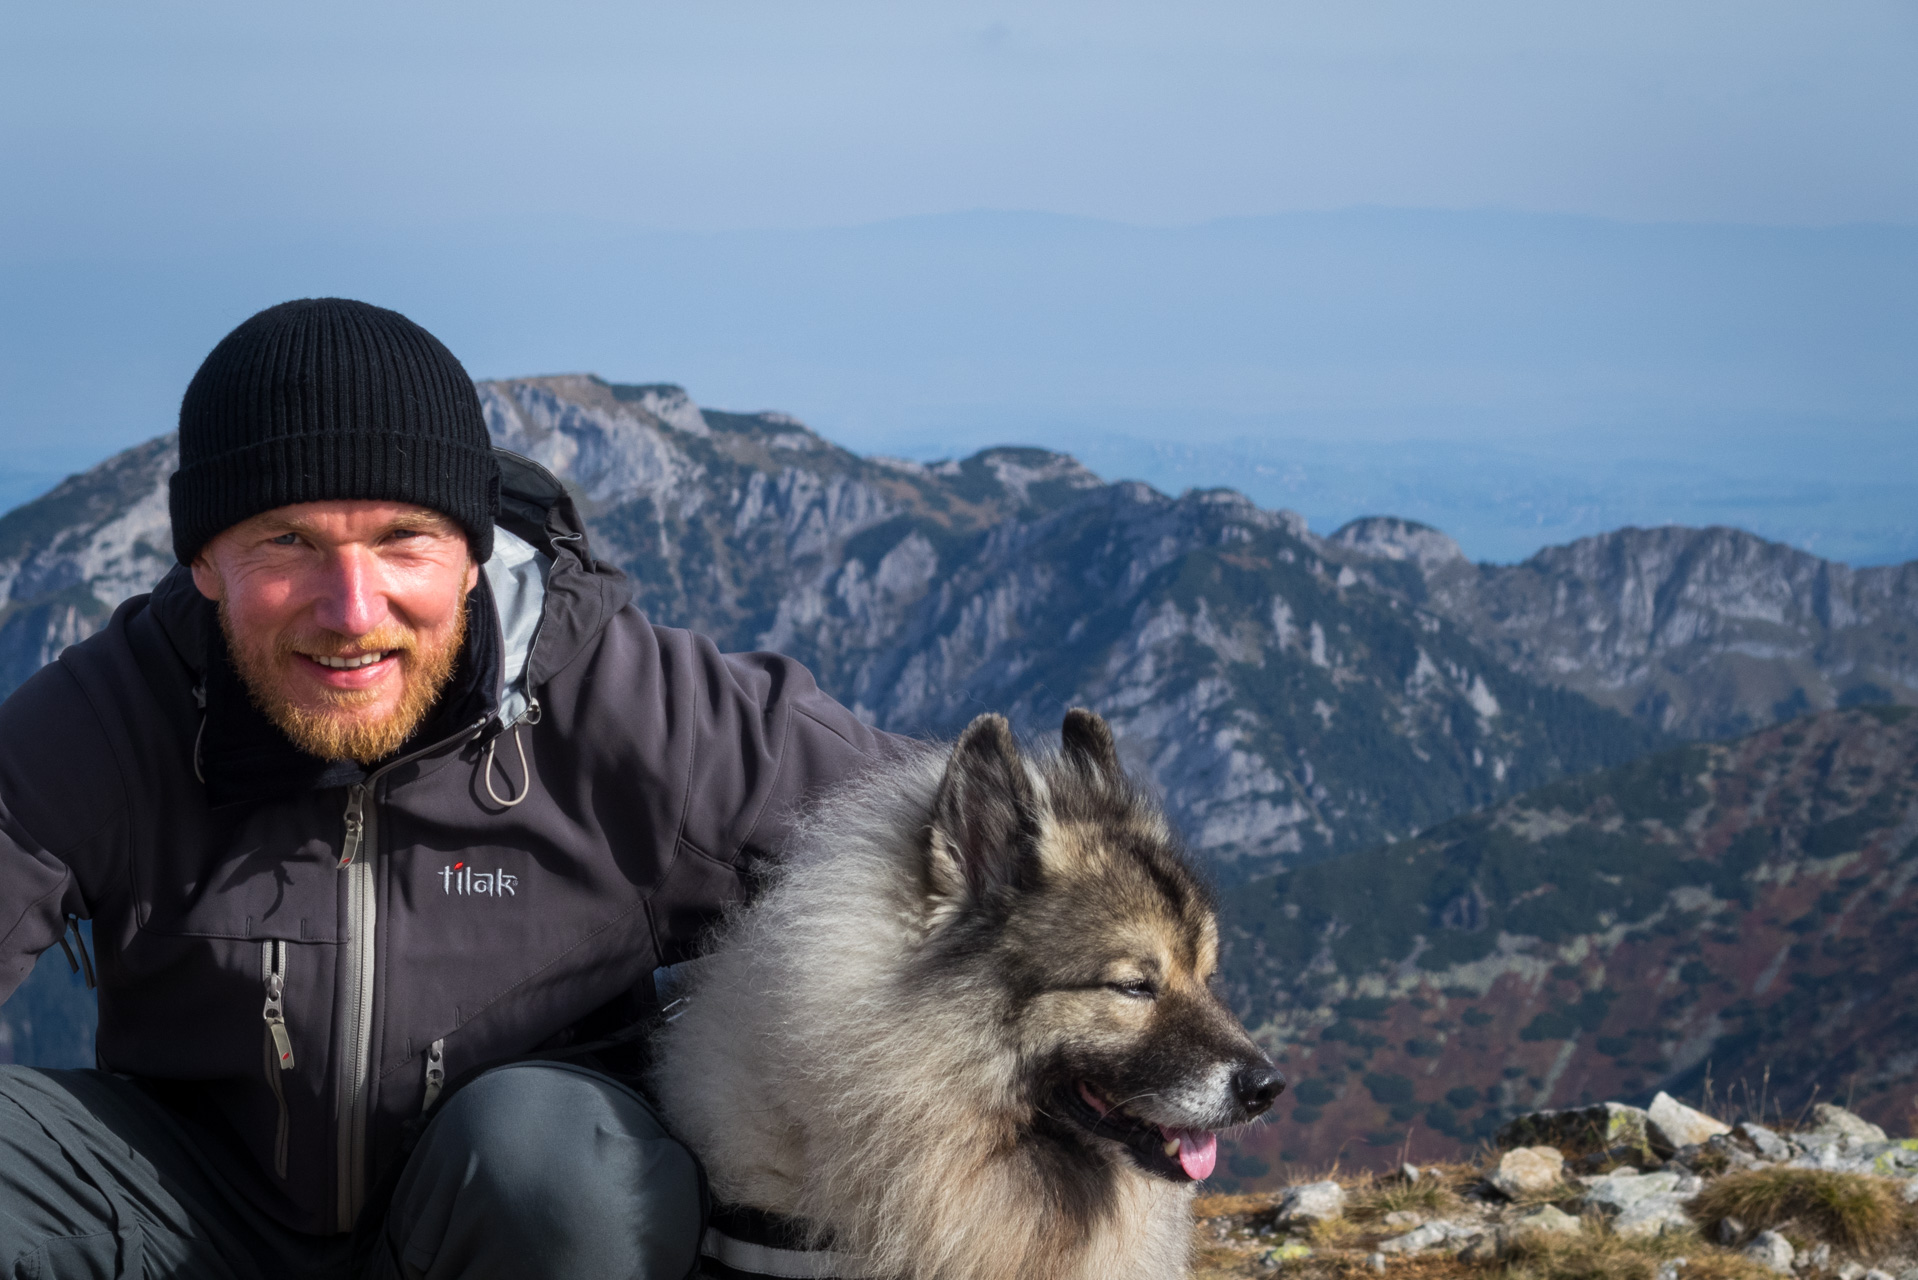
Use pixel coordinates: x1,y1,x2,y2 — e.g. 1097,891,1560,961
650,710,1273,1280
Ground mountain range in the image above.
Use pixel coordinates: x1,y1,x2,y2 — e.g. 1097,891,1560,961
1220,703,1918,1182
3,376,1916,1101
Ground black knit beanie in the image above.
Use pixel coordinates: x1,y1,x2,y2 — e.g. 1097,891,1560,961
170,298,499,566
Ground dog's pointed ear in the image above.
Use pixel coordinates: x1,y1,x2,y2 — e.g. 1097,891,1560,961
1061,707,1122,783
927,713,1039,918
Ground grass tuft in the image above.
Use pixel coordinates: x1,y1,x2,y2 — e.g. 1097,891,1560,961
1499,1228,1780,1280
1689,1167,1913,1252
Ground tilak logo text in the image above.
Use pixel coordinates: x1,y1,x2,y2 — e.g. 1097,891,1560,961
441,861,518,896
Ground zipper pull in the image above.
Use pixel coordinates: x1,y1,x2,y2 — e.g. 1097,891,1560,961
261,940,294,1070
65,916,96,989
423,1039,446,1112
339,784,367,868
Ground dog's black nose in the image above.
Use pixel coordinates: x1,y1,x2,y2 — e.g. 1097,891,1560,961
1234,1063,1285,1116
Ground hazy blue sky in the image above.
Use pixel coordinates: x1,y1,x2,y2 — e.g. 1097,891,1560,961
4,2,1915,561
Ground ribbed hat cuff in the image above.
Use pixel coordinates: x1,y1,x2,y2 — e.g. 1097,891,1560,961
170,433,498,565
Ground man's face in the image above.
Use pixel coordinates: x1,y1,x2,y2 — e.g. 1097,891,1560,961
192,501,481,764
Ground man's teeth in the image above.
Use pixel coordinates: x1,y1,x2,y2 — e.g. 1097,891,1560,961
312,652,387,670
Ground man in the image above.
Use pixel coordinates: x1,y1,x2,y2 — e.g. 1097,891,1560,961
0,299,895,1278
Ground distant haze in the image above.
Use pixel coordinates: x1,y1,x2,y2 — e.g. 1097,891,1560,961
3,2,1914,562
3,210,1913,564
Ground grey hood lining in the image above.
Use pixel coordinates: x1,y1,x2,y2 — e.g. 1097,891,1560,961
482,525,550,729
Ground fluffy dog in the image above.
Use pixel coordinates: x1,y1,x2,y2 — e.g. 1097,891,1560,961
650,709,1282,1280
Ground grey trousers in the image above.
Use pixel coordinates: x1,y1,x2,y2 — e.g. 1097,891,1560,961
0,1062,704,1280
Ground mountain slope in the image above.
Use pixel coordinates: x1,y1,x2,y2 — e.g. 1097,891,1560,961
1333,517,1918,740
1219,705,1918,1180
480,376,1656,871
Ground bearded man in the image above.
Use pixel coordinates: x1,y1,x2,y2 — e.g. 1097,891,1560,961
0,299,897,1279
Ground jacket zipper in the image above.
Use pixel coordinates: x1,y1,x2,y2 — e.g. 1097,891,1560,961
332,716,491,1234
422,1038,446,1112
261,940,294,1179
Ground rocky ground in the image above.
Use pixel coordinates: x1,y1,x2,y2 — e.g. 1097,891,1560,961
1191,1098,1918,1279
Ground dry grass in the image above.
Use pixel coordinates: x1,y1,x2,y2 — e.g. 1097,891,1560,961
1345,1169,1469,1222
1498,1229,1781,1280
1689,1166,1915,1252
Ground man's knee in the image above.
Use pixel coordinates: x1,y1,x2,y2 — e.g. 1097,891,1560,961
385,1062,702,1280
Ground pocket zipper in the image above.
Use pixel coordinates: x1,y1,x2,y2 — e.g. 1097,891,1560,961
423,1039,446,1113
261,940,294,1179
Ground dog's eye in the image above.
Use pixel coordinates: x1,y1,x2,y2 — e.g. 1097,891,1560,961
1108,980,1156,999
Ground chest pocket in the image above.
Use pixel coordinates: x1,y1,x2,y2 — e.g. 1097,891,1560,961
134,796,344,942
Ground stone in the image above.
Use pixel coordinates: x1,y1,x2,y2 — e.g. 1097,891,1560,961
1612,1193,1693,1239
1400,1162,1421,1183
1734,1122,1796,1162
1806,1243,1832,1270
1809,1103,1889,1143
1647,1092,1731,1150
1715,1215,1746,1245
1380,1228,1450,1258
1275,1179,1346,1226
1496,1103,1658,1162
1581,1169,1682,1214
1904,1176,1918,1204
1457,1232,1502,1263
1491,1146,1566,1199
1654,1259,1688,1280
1509,1205,1582,1238
1365,1253,1386,1274
1380,1210,1423,1230
1741,1230,1795,1275
1865,1139,1918,1177
1260,1242,1312,1264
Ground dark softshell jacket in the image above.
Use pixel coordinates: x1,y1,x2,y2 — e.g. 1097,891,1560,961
0,453,895,1235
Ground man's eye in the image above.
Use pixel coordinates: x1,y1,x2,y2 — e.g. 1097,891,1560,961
270,533,300,547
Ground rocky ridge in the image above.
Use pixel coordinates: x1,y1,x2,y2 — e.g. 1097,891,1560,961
1335,518,1918,741
1218,705,1918,1182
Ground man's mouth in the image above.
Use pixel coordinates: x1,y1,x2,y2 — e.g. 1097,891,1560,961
304,651,394,671
1057,1081,1218,1182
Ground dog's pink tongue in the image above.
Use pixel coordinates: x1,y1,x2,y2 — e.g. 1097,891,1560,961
1173,1130,1216,1180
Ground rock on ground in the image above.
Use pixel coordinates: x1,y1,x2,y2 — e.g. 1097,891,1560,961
1491,1146,1565,1199
1811,1104,1890,1143
1742,1230,1796,1274
1497,1102,1659,1162
1376,1221,1474,1255
1276,1180,1346,1226
1649,1091,1732,1150
1581,1169,1682,1214
1734,1122,1797,1162
1510,1205,1582,1238
1613,1193,1693,1239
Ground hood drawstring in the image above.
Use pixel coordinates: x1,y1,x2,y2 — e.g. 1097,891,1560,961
191,684,207,784
483,697,541,808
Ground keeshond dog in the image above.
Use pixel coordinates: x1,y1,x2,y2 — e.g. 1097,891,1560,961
650,708,1283,1280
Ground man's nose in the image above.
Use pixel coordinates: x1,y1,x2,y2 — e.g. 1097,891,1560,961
312,548,389,637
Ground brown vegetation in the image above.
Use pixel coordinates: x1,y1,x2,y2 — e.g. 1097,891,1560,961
1688,1166,1915,1253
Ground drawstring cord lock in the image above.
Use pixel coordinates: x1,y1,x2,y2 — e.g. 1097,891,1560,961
483,698,540,808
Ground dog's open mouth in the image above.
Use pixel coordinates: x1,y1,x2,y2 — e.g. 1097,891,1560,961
1058,1081,1218,1182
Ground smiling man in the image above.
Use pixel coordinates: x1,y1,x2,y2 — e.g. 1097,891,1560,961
0,299,896,1279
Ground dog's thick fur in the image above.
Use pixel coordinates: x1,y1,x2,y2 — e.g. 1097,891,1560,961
651,710,1279,1280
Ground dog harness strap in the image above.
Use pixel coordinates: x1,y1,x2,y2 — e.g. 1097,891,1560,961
699,1203,875,1280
